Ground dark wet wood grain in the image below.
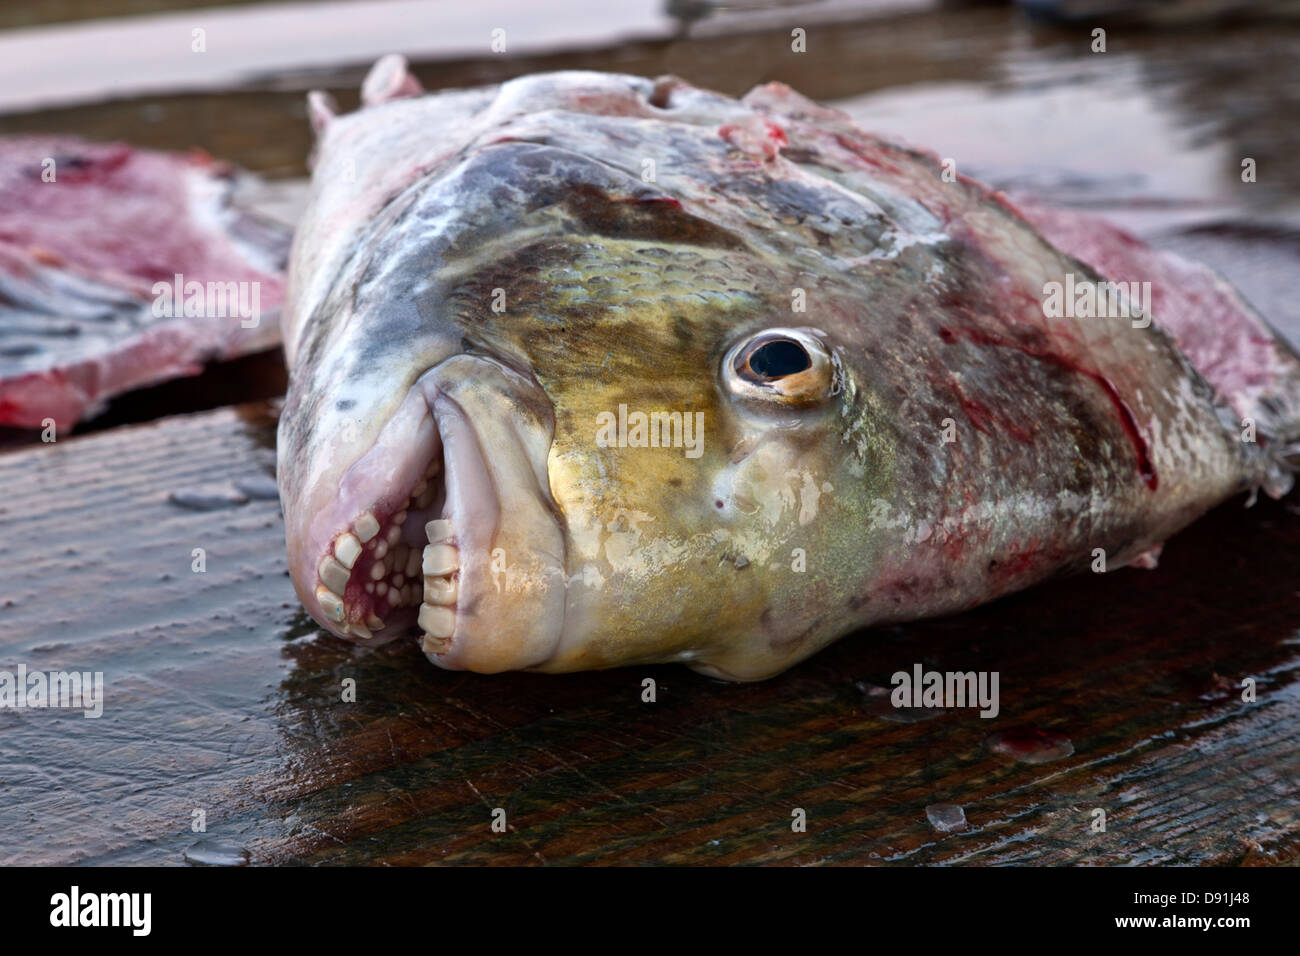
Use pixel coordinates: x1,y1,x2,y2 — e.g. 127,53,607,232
0,401,1297,865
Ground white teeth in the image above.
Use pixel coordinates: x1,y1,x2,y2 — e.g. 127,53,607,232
318,555,350,595
386,524,402,547
365,581,375,594
351,622,372,640
423,544,458,576
374,540,389,560
418,604,455,639
367,613,384,630
404,548,420,578
315,586,345,622
425,519,454,544
370,560,387,581
425,575,457,605
355,512,380,543
335,532,362,569
392,573,406,589
375,582,388,599
393,509,407,527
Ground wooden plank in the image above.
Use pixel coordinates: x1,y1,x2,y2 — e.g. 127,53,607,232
0,401,1297,865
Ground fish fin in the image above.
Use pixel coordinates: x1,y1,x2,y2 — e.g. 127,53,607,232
307,90,338,136
361,54,424,107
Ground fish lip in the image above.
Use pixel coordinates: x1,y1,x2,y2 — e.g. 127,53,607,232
292,354,567,670
416,357,568,672
424,391,494,659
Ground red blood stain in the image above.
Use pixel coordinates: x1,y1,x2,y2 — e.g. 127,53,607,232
994,545,1042,579
832,133,903,175
718,122,783,161
987,727,1075,764
939,326,1158,490
957,393,1034,444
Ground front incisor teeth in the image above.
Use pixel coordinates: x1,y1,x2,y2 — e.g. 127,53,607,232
315,586,345,622
424,575,457,605
425,519,453,544
422,544,458,576
355,512,381,543
318,555,350,595
418,604,455,639
334,532,362,569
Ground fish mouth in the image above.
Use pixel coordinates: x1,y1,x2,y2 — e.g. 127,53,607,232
295,354,567,672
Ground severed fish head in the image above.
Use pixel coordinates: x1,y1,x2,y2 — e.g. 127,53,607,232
279,59,1281,679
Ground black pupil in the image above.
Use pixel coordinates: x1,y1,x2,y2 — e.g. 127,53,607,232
749,339,810,378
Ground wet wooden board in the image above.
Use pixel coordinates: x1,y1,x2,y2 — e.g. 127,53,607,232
0,401,1297,865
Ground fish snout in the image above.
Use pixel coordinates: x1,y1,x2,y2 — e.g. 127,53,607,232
413,355,568,672
289,352,567,671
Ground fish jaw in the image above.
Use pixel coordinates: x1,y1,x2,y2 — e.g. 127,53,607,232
280,354,567,672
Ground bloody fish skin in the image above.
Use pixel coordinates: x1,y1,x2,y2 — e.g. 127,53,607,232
0,136,289,427
278,59,1296,680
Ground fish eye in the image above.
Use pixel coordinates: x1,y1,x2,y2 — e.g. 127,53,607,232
723,328,837,407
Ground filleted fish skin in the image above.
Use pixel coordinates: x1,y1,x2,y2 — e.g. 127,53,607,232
0,137,289,428
278,59,1300,680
